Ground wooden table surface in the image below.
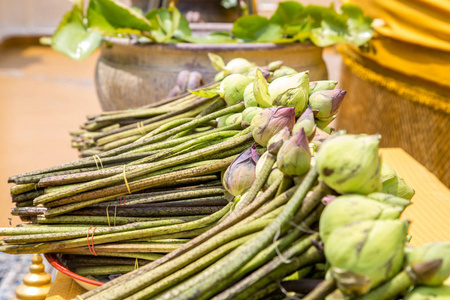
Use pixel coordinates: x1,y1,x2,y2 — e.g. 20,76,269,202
45,148,450,299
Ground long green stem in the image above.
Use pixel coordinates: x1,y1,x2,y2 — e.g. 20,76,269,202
155,168,318,300
302,277,336,300
0,203,231,254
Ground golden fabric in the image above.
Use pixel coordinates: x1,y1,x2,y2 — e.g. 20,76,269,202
342,0,450,93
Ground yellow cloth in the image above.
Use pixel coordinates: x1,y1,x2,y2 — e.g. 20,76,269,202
342,0,450,94
45,149,450,299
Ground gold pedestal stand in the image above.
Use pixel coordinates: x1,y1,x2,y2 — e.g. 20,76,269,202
12,254,51,300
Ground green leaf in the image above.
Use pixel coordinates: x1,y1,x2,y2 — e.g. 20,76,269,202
87,0,117,33
208,53,225,71
270,1,304,26
88,0,152,32
174,11,191,39
188,87,219,98
52,5,103,60
232,15,282,42
341,4,374,46
253,69,272,107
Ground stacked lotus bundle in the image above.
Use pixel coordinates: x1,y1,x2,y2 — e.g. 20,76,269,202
1,55,341,277
3,54,449,299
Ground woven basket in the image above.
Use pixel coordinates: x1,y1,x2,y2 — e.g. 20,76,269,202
336,46,450,187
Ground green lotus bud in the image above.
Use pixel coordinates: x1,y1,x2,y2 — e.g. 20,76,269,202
268,60,284,71
381,163,415,200
309,80,338,96
406,242,450,286
319,194,404,244
216,113,233,128
315,115,336,130
267,126,290,155
405,285,450,300
367,192,411,208
243,83,258,108
270,71,309,117
253,68,272,108
242,106,262,124
251,107,296,147
315,134,382,195
293,106,316,141
224,58,256,75
225,113,242,126
218,74,253,106
271,66,298,81
309,89,346,120
214,71,227,82
277,128,311,176
326,220,409,295
222,145,260,196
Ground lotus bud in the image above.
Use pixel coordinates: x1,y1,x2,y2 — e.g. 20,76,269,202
222,145,260,196
311,128,331,150
216,113,233,128
268,60,284,71
405,285,450,300
293,106,316,141
322,195,337,206
225,113,242,126
381,163,415,200
326,220,409,295
224,58,256,75
367,192,411,209
315,134,382,195
319,194,404,244
250,107,295,147
406,242,450,285
267,126,290,155
310,89,346,120
270,71,309,117
214,71,227,82
218,74,253,106
277,128,311,176
309,80,338,95
315,116,336,130
242,106,262,125
271,66,298,81
243,83,258,108
253,69,272,108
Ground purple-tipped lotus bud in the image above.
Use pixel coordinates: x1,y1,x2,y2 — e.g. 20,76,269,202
277,128,311,176
381,163,415,200
270,71,309,117
268,60,284,71
309,80,338,96
267,126,291,155
251,107,296,147
326,220,409,296
322,195,337,206
222,145,260,196
309,89,346,120
315,134,382,195
271,66,298,81
404,285,450,300
218,74,253,106
216,113,233,128
242,107,262,124
293,106,316,141
243,83,258,108
225,113,242,126
406,242,450,286
319,194,404,244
